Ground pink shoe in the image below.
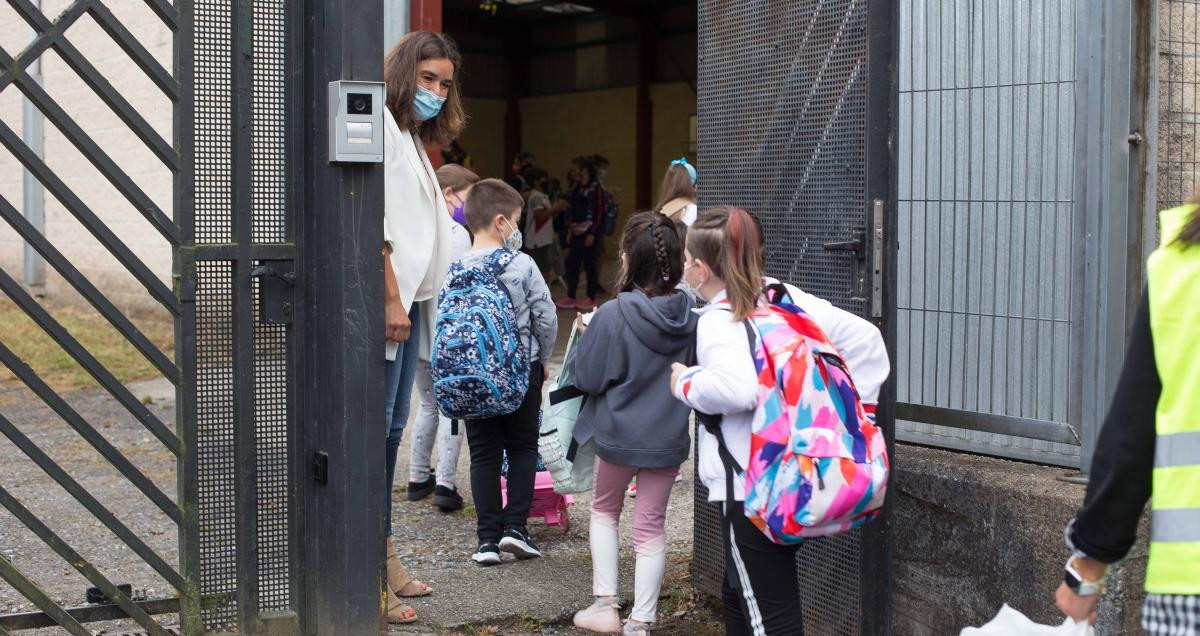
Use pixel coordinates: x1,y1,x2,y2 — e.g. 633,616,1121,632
555,297,577,309
576,297,596,311
574,597,622,633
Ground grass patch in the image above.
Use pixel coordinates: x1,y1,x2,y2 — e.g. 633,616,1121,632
521,614,547,631
459,505,476,517
0,298,173,392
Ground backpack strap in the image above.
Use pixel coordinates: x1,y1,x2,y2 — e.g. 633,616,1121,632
549,385,586,404
484,247,518,276
764,282,793,305
695,315,758,506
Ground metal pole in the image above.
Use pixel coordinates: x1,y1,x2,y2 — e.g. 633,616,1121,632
22,5,46,293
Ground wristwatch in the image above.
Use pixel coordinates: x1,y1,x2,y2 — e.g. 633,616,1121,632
1064,556,1107,596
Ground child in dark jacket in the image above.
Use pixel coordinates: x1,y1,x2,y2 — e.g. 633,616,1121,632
570,212,698,634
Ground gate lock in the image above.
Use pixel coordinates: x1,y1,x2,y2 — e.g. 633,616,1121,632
822,231,869,305
249,261,296,325
821,200,885,319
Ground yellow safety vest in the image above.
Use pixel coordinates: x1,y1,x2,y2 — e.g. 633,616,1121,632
1145,203,1200,595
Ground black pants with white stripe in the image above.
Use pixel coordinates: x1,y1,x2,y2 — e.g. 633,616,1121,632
720,500,803,636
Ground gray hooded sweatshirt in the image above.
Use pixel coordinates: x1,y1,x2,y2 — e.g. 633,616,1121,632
570,289,699,468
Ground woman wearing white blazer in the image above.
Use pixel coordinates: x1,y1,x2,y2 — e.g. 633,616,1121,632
379,30,466,624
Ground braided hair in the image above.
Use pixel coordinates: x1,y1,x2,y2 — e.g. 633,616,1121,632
617,211,684,297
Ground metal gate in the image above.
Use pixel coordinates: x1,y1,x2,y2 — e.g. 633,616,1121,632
693,0,896,633
0,0,190,632
1,0,386,634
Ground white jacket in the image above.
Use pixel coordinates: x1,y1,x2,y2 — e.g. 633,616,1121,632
383,110,453,361
672,286,890,503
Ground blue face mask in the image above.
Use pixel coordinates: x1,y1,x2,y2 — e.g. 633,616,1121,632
413,85,446,122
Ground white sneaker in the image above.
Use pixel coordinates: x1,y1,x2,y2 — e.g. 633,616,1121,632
573,597,622,633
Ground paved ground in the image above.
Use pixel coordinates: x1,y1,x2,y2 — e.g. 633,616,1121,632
0,308,724,634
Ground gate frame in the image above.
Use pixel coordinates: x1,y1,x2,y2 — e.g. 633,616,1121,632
862,0,899,631
296,1,387,634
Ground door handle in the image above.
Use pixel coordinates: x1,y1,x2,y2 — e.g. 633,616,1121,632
822,236,866,261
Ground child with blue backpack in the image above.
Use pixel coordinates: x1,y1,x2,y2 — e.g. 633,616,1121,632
669,206,889,636
434,178,558,566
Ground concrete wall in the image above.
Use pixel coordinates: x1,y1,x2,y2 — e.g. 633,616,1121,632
894,445,1147,635
0,1,173,320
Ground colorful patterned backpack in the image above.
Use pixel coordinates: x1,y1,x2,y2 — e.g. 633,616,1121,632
431,248,529,420
709,284,889,545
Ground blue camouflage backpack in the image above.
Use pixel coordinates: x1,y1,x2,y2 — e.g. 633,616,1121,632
432,248,530,420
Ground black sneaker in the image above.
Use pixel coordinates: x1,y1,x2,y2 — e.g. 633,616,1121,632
432,485,464,512
406,474,436,501
498,527,542,559
472,543,502,566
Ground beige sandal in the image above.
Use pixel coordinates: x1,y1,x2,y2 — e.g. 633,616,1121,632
386,537,433,598
386,591,418,624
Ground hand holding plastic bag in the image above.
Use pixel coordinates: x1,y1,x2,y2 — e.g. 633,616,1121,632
959,604,1094,636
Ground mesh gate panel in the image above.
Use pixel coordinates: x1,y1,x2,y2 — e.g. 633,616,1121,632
193,0,295,628
250,0,293,615
695,0,872,631
194,0,237,625
252,279,292,613
252,0,288,244
195,261,238,629
195,0,233,245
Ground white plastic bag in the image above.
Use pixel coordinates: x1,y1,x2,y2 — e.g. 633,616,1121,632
959,604,1094,636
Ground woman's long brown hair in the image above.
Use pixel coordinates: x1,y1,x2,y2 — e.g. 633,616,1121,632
654,164,697,217
384,31,466,147
686,206,764,320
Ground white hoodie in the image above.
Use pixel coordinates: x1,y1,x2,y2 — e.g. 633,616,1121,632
672,285,890,503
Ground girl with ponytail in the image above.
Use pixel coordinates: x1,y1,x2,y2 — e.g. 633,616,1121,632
569,211,699,634
669,205,795,634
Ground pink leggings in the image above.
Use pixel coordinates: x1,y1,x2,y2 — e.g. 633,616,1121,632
590,457,679,556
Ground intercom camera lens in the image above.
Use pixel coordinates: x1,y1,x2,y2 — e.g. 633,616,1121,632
347,93,372,115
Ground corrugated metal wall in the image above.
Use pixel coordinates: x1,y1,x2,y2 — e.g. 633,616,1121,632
895,0,1083,465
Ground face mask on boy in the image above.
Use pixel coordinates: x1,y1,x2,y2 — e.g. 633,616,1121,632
502,217,523,250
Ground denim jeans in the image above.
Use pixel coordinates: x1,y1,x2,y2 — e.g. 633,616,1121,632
384,303,421,537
